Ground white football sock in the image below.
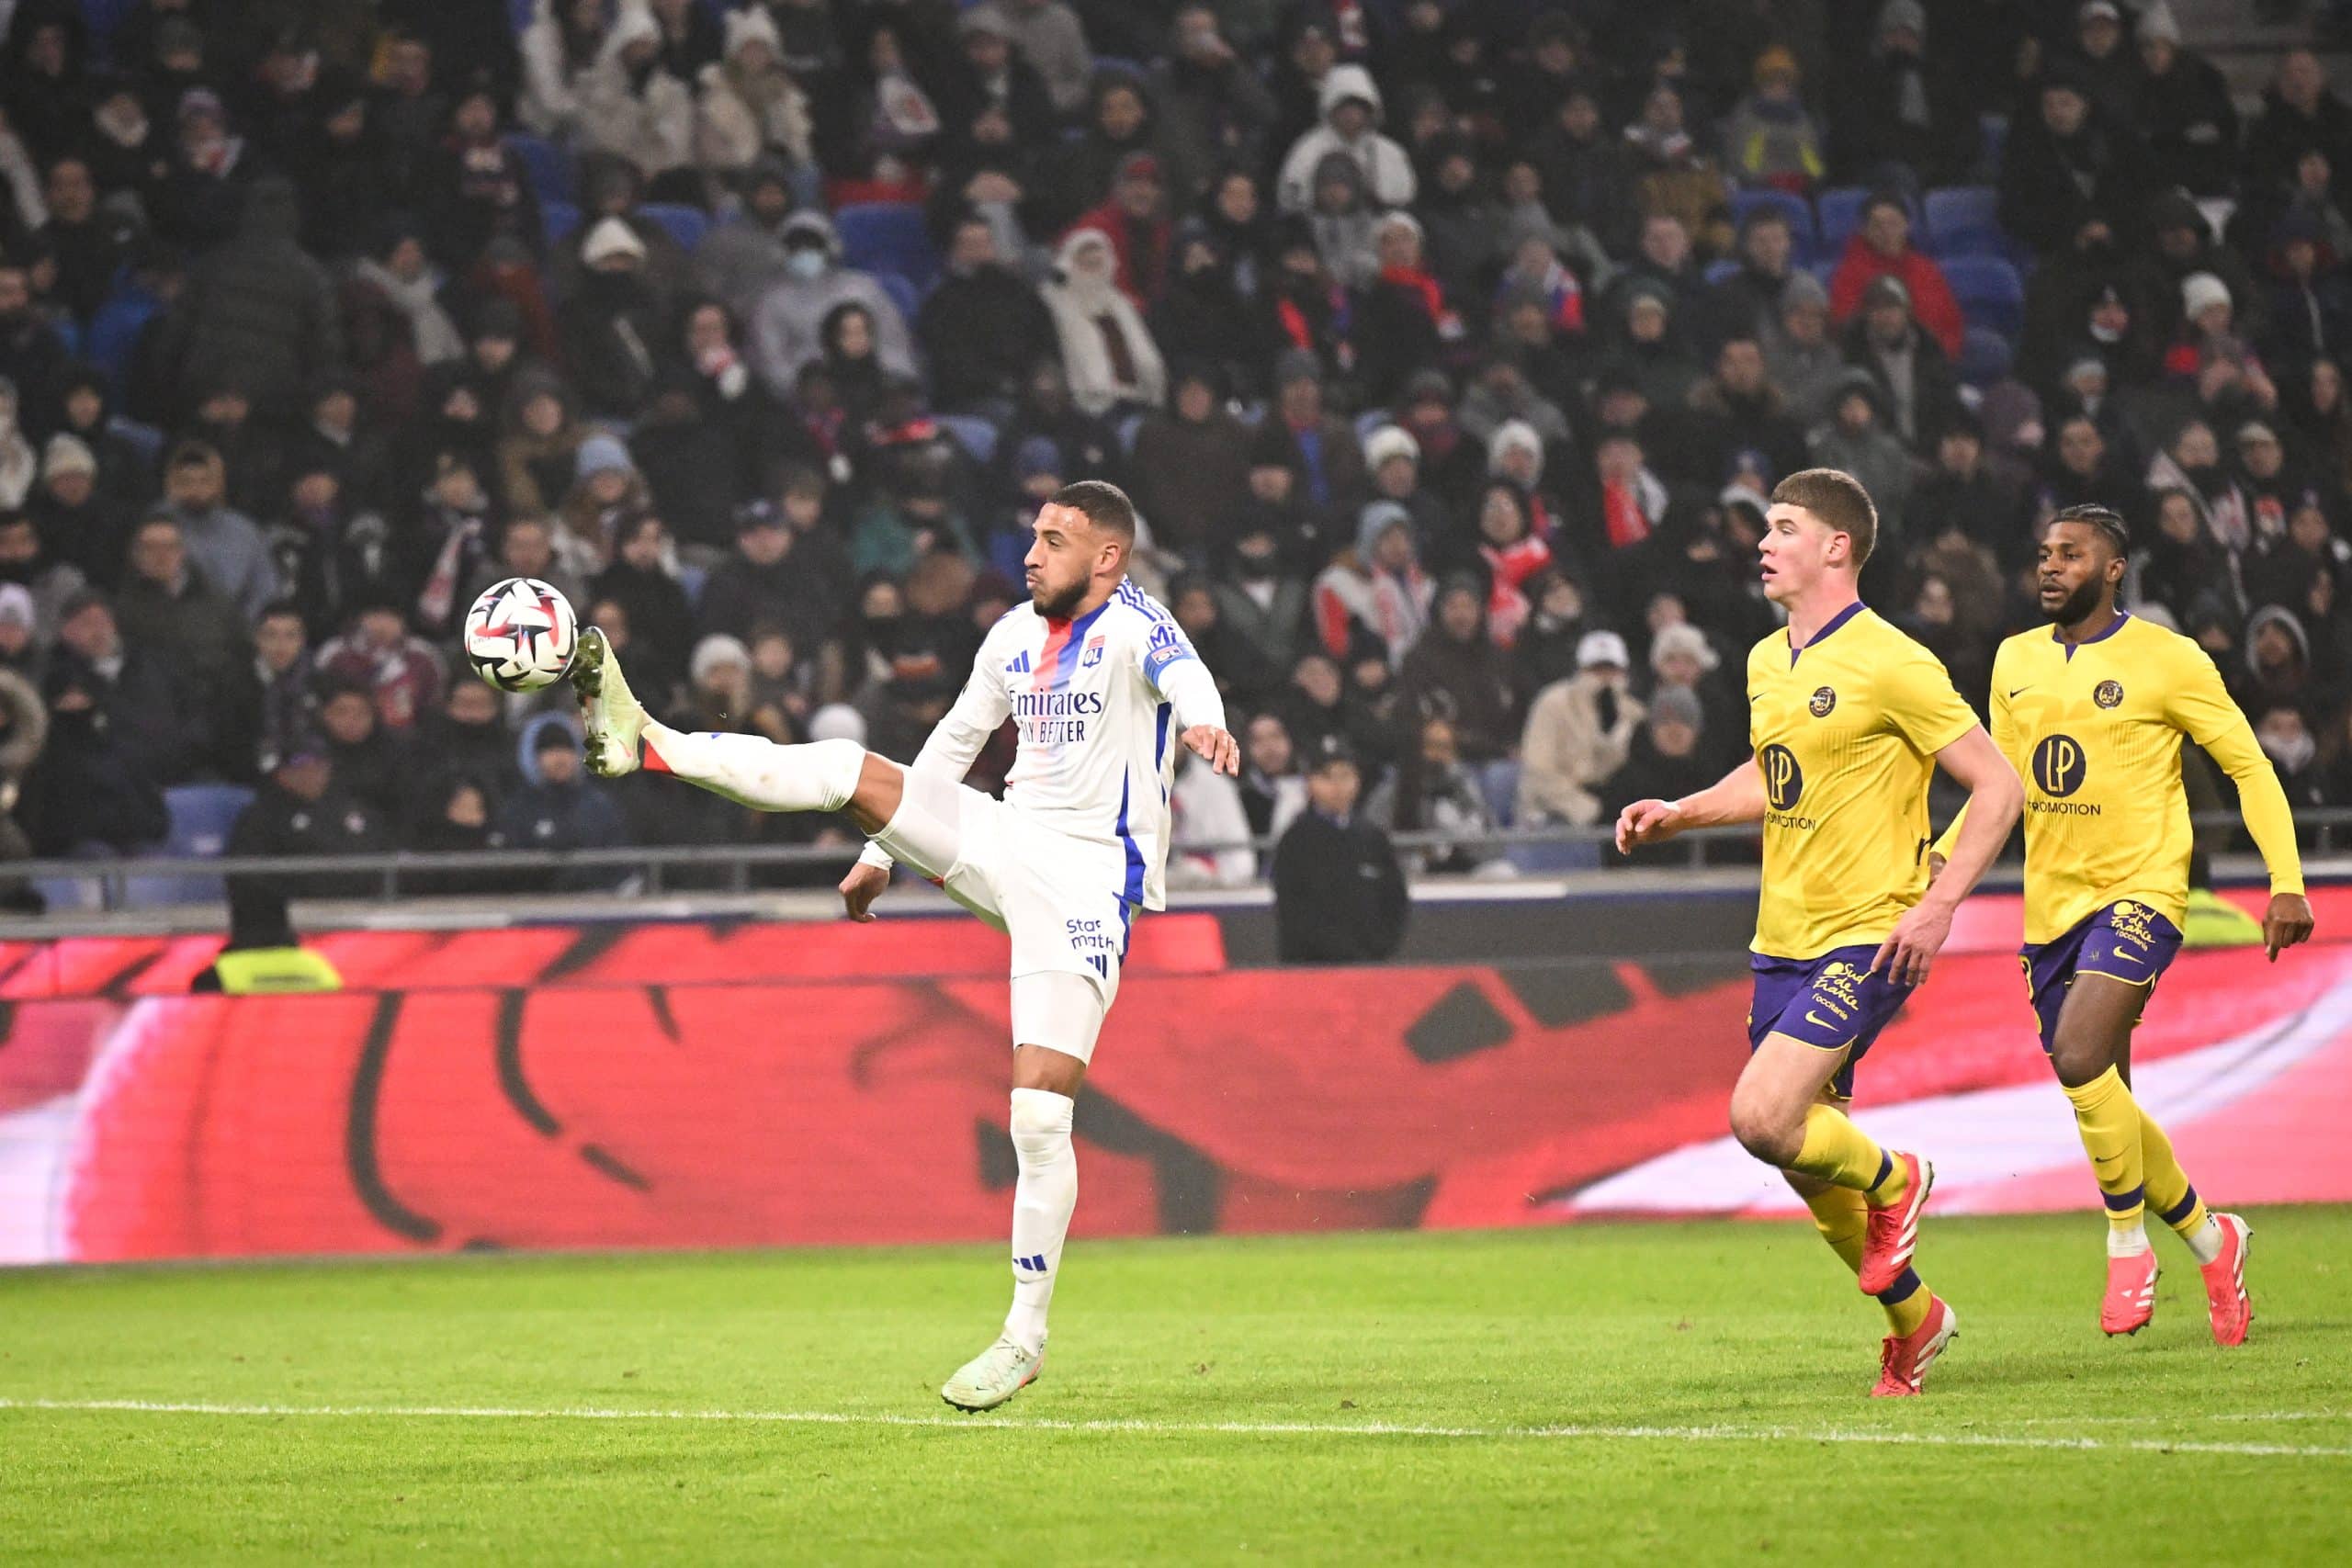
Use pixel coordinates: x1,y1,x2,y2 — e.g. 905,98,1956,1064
644,726,864,812
1003,1087,1077,1356
2181,1213,2225,1265
2107,1219,2152,1258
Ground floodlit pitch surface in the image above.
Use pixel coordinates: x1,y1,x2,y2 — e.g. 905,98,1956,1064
4,1212,2347,1563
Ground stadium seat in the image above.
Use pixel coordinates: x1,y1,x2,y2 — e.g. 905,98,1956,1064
1924,186,2002,258
541,199,582,249
1958,325,2014,388
1943,256,2026,339
1702,258,1742,287
123,784,254,909
834,203,938,292
874,270,922,326
1817,186,1916,255
1727,188,1816,263
938,413,1000,466
508,132,578,206
639,202,710,253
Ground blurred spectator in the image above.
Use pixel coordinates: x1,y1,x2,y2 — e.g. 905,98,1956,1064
1367,714,1507,875
315,677,412,818
700,499,838,650
1838,0,1973,189
1133,365,1250,561
748,212,916,396
1723,48,1824,194
1398,577,1513,761
1238,710,1307,845
1272,735,1407,962
1042,227,1167,415
494,715,632,887
170,176,341,423
1999,67,2150,258
921,215,1055,416
592,511,695,698
1843,276,1963,446
223,736,392,900
313,603,445,731
1276,65,1413,214
1167,743,1256,888
117,513,244,690
21,656,167,856
561,218,667,418
0,507,84,643
967,0,1094,118
158,441,276,621
1828,195,1962,357
1603,685,1718,865
2135,6,2238,201
1518,629,1644,828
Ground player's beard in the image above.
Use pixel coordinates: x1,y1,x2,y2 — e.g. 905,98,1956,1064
2047,574,2109,628
1031,574,1087,621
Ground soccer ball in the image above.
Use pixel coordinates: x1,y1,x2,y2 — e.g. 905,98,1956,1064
463,577,578,693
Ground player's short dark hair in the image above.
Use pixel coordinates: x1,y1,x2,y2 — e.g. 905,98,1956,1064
1049,479,1136,541
2051,502,2131,555
1770,467,1879,568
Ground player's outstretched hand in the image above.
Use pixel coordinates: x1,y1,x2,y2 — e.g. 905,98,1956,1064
839,861,890,922
2265,891,2316,963
1614,798,1680,855
1183,725,1240,776
1870,899,1954,988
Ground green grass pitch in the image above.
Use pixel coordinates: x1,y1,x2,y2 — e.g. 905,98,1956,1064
4,1209,2347,1563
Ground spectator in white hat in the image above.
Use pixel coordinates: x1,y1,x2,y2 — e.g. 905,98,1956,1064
1516,628,1646,827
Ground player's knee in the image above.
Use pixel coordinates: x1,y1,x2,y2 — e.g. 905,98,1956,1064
1727,1089,1803,1167
2046,1032,2108,1089
801,737,867,813
1009,1086,1074,1145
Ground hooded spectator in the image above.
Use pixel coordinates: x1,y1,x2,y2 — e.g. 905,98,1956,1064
576,4,695,187
746,211,916,396
1276,64,1415,214
1998,67,2152,257
171,176,341,423
1042,227,1168,417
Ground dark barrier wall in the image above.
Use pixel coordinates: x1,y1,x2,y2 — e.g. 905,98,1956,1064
3,891,2349,1264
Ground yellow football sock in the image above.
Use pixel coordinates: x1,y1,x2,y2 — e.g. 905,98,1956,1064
2062,1067,2145,1234
1802,1183,1930,1336
2138,1105,2211,1239
1791,1103,1906,1202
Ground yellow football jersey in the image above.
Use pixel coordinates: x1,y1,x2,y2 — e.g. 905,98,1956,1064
1970,613,2304,944
1747,604,1980,958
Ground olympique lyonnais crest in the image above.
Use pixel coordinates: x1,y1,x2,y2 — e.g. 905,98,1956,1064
1081,636,1105,669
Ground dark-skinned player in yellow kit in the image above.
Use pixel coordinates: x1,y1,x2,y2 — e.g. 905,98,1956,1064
1931,504,2314,1344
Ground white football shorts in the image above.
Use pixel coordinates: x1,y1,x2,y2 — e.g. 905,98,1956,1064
870,764,1130,1061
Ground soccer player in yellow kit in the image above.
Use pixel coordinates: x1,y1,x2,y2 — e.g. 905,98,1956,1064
1619,469,2024,1396
1931,505,2314,1344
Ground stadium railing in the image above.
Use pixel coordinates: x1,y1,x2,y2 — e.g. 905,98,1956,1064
12,809,2351,911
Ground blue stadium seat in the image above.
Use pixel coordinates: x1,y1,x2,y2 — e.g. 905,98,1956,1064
937,413,1000,466
124,784,254,909
833,203,938,292
1092,57,1146,80
639,202,710,253
541,199,582,249
1958,325,2014,388
1924,186,2003,257
1727,188,1817,264
508,132,578,206
108,416,163,472
1943,256,2026,339
873,269,922,326
1702,257,1742,287
1817,186,1917,255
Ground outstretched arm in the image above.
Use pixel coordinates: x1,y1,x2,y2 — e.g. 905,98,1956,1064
1614,756,1769,853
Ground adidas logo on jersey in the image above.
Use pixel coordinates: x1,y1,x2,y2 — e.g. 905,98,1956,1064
1085,953,1110,978
1004,650,1033,674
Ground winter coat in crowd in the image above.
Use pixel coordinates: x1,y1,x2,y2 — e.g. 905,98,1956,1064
1041,228,1168,416
1275,66,1416,214
1272,804,1408,962
746,213,917,396
167,177,342,422
1518,668,1645,826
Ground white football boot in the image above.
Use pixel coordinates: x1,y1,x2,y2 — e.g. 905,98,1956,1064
940,1334,1044,1412
569,627,646,778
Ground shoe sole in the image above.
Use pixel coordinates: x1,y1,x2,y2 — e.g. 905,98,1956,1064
1860,1155,1934,1297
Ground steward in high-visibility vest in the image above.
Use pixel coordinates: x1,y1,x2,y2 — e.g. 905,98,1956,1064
202,946,344,993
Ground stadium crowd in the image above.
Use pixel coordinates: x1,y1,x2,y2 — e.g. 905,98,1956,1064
0,0,2349,898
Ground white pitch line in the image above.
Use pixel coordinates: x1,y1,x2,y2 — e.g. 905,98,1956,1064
1,1398,2347,1461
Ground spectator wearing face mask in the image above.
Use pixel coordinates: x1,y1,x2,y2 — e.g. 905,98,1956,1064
746,212,916,398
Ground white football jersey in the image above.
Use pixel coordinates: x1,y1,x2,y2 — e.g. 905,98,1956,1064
912,580,1223,910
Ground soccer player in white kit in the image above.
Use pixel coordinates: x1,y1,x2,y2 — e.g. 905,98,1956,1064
568,480,1238,1410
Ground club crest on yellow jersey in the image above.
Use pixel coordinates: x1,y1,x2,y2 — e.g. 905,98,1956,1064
1810,686,1837,716
2094,679,2124,708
